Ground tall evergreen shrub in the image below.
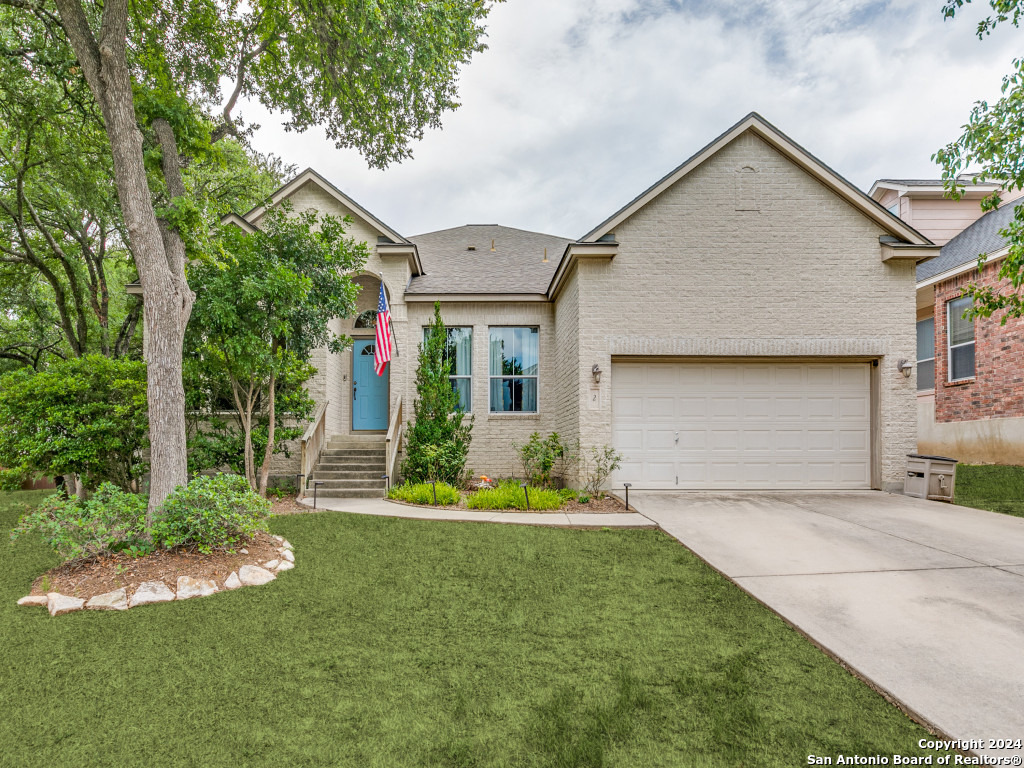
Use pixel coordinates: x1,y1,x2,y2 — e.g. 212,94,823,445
401,302,473,484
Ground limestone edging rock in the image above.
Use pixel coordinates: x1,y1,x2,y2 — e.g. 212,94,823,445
86,588,128,611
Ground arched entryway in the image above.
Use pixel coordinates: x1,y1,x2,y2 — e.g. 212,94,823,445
349,274,390,431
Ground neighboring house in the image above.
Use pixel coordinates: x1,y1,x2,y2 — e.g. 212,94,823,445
870,179,1024,464
220,113,936,494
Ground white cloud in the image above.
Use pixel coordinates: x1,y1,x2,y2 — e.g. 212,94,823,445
240,0,1024,238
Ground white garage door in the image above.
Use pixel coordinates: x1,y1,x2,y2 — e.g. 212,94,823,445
611,361,871,489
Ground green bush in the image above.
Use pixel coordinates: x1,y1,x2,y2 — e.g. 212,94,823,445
152,474,271,554
515,432,566,487
466,481,562,511
9,483,149,562
388,481,461,506
0,356,148,491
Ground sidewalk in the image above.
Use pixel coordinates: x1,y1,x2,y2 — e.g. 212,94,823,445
297,495,655,528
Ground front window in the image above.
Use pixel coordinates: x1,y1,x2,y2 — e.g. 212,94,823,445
489,327,538,413
916,317,935,391
947,296,975,382
423,326,472,412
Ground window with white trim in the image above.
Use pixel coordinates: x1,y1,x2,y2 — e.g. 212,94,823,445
489,327,538,413
916,317,935,391
947,296,975,382
423,326,472,412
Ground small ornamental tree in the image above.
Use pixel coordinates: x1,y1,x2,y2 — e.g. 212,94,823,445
0,355,148,492
186,207,367,495
402,302,473,485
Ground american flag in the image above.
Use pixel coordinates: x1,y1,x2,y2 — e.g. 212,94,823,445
374,283,392,376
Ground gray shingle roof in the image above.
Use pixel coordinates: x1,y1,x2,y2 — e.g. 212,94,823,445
917,202,1019,282
406,225,571,294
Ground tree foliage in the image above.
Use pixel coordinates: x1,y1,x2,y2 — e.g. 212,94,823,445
0,355,148,491
186,207,367,494
936,0,1024,320
402,302,473,485
0,0,498,515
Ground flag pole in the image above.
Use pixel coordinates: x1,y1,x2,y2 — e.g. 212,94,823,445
380,272,399,358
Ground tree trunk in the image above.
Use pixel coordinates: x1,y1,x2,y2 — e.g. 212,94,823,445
257,368,276,496
53,0,193,523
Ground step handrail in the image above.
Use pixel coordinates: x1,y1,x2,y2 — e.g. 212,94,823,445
385,395,403,487
298,400,329,498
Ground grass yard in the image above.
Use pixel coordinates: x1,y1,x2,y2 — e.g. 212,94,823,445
954,464,1024,518
1,490,943,767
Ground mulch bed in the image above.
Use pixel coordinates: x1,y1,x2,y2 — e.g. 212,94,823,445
27,497,305,602
30,531,283,602
390,493,636,514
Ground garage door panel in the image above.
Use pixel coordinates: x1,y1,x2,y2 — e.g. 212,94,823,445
744,430,772,452
646,429,677,451
611,361,871,489
710,366,739,385
839,397,868,419
839,429,869,452
644,462,676,484
613,395,643,418
677,397,707,417
645,396,676,418
743,397,773,418
806,397,837,419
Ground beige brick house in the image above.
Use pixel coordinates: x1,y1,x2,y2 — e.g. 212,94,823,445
236,113,937,495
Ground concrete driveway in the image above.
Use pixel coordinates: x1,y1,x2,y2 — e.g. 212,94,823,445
634,491,1024,759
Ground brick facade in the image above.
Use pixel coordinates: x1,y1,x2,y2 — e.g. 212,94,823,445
260,125,920,491
933,261,1024,423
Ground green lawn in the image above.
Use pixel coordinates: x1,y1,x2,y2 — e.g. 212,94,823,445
1,490,943,768
955,464,1024,518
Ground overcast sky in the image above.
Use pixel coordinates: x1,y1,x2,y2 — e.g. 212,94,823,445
240,0,1022,240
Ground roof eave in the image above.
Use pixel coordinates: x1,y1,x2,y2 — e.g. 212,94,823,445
546,241,619,300
242,168,409,245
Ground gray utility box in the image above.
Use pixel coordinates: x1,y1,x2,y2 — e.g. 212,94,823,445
904,454,959,502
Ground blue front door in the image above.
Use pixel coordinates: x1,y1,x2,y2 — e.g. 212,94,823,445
353,340,389,430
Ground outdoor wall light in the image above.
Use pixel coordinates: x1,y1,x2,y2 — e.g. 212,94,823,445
897,359,913,378
592,364,602,384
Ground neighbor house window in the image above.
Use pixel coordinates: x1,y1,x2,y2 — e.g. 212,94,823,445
423,326,472,412
887,201,900,217
947,296,975,382
489,327,538,412
916,317,935,391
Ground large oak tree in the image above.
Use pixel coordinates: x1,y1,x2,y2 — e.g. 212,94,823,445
0,0,497,521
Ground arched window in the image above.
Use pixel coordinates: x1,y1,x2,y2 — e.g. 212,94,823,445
360,344,376,356
354,309,378,329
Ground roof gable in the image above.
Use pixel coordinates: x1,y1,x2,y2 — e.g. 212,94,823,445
242,168,408,244
582,112,932,246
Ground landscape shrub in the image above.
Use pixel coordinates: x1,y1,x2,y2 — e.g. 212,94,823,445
152,474,270,554
515,432,567,487
9,483,149,562
0,356,148,491
388,481,461,506
402,303,473,485
466,480,562,511
579,445,624,495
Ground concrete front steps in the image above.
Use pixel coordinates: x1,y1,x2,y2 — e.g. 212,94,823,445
308,435,387,498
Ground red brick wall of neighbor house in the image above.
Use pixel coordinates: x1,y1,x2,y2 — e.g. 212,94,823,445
934,261,1024,423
